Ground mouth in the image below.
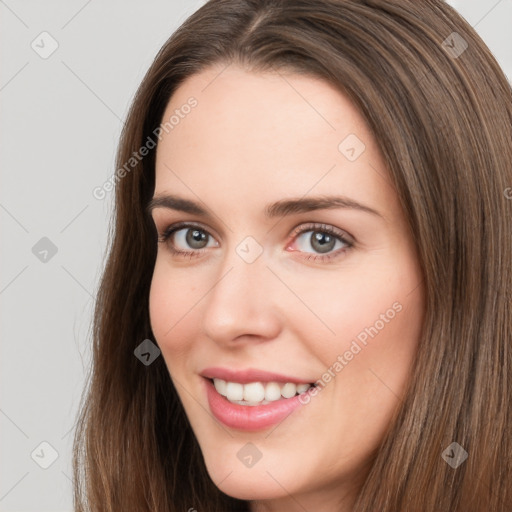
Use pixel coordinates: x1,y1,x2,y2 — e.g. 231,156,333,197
200,368,318,431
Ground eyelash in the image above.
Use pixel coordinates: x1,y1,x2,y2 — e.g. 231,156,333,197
157,222,354,263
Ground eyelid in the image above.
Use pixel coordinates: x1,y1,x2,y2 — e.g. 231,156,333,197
288,222,355,247
157,221,219,243
285,222,354,263
157,221,219,256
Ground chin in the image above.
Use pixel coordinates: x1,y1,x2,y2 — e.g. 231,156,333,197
215,475,286,502
203,456,295,501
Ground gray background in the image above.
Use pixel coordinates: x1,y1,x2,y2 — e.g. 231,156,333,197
1,1,511,510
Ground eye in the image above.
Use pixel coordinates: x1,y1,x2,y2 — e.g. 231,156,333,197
287,223,354,262
173,226,214,250
158,223,218,258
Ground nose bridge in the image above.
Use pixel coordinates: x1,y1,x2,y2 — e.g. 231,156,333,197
213,233,269,304
201,236,281,343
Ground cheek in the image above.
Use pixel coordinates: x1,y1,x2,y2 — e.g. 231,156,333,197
332,266,424,401
287,261,423,367
148,261,200,359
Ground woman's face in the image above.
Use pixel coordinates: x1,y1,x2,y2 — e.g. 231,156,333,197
149,64,425,511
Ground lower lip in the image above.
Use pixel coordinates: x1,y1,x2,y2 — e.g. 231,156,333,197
204,378,308,431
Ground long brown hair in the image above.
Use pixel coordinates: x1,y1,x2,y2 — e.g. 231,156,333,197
73,1,512,510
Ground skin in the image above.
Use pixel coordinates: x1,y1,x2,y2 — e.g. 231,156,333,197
148,63,425,512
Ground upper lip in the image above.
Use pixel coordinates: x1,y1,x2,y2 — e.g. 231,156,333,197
200,367,315,385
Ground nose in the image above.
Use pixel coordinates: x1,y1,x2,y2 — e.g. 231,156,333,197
201,246,282,347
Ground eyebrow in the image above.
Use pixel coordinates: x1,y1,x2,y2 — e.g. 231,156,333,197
146,194,383,219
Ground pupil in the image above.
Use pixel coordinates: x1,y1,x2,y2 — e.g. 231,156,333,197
187,229,207,248
312,232,335,253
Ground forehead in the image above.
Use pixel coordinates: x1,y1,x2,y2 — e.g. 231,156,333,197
153,65,397,220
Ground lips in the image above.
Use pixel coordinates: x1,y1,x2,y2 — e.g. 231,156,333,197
201,367,317,431
200,367,315,385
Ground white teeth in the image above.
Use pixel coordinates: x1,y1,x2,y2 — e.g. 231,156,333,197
213,378,227,396
243,382,266,402
225,382,244,401
264,382,282,402
296,383,310,394
212,378,312,405
281,382,297,399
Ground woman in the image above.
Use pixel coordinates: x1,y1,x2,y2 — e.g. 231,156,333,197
73,1,512,510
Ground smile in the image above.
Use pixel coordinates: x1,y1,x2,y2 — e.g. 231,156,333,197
201,367,317,431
